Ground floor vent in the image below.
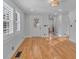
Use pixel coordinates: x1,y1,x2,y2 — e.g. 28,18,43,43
15,51,22,58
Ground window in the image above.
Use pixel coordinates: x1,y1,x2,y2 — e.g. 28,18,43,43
3,2,14,35
14,11,20,31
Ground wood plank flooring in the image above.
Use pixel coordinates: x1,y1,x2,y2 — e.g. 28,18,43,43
11,36,76,59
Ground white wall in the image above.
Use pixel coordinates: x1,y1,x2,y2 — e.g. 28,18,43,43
3,0,26,59
69,10,76,42
24,14,50,37
24,13,69,36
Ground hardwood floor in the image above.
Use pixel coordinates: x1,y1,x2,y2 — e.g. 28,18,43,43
11,36,76,59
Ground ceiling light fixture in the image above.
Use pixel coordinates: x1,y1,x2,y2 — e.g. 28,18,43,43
49,0,60,7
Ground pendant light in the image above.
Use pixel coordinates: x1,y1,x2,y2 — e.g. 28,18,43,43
49,0,60,7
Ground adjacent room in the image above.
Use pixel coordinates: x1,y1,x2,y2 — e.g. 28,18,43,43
3,0,76,59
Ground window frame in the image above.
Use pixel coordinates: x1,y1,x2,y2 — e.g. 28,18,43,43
3,1,14,35
14,10,20,32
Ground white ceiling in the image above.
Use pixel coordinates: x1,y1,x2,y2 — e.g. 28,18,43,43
11,0,76,14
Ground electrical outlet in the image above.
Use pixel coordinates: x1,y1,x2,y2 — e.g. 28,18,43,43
70,25,72,27
11,46,14,50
